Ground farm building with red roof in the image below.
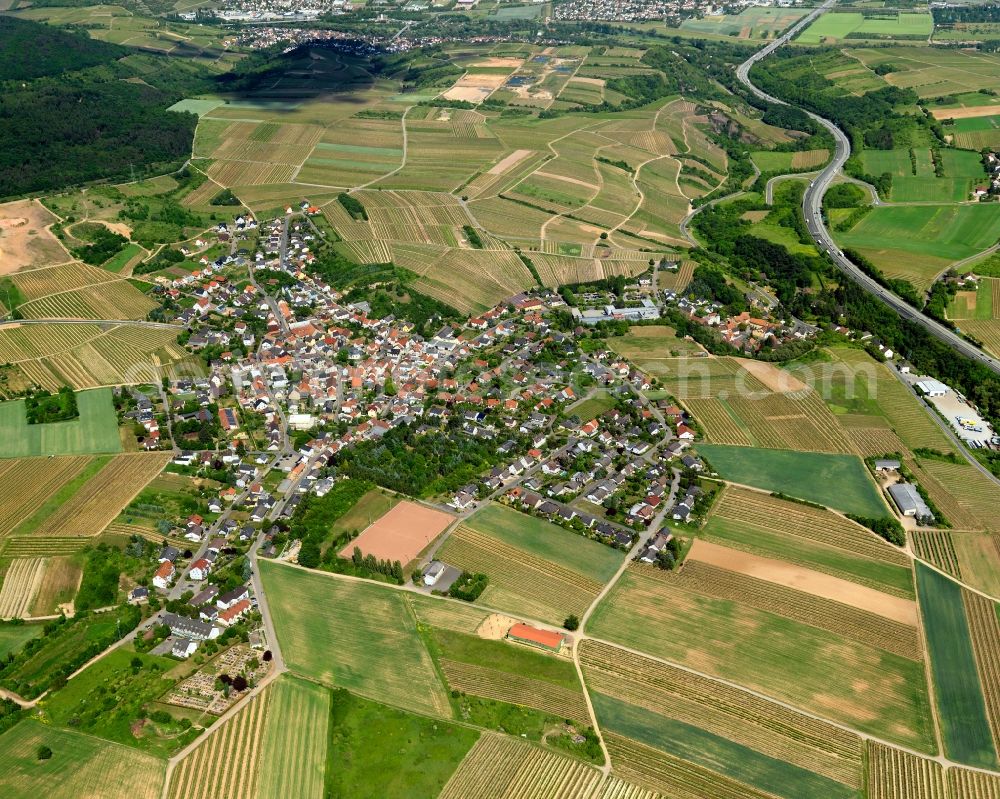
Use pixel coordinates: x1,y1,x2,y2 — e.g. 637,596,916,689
507,623,566,652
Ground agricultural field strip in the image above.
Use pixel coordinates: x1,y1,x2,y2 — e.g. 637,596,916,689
911,531,962,579
919,460,1000,532
168,681,270,799
714,487,909,566
0,557,46,619
260,562,451,718
666,560,920,660
0,456,92,536
906,459,983,532
438,733,602,799
964,590,1000,753
438,658,591,722
31,453,170,537
948,767,1000,798
916,562,999,769
0,720,165,799
0,323,104,363
10,261,117,300
594,776,664,799
580,639,863,787
603,732,781,799
866,741,946,799
257,676,329,799
443,525,604,603
698,530,910,600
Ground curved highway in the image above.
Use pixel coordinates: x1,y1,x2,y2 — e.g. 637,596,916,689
735,0,1000,375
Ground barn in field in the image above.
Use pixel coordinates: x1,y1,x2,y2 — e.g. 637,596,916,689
507,623,566,653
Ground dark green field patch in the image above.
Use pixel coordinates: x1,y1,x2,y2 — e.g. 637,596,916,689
696,445,888,518
591,692,858,799
326,689,478,799
916,562,998,769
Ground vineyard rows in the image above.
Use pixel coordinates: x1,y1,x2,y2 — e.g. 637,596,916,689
35,453,170,537
0,323,104,363
404,594,488,634
2,537,89,557
723,390,856,455
0,324,187,389
440,525,602,617
911,531,962,578
715,487,909,566
580,639,863,787
666,561,921,661
0,456,91,536
682,399,753,447
920,460,1000,532
212,140,312,165
595,776,664,799
963,591,1000,749
906,459,982,531
832,349,954,454
11,262,115,301
169,686,270,799
256,677,330,799
207,160,295,187
866,742,946,799
845,426,910,459
0,558,45,618
438,734,601,799
467,197,550,238
948,767,1000,798
19,282,157,322
604,732,775,799
439,658,591,722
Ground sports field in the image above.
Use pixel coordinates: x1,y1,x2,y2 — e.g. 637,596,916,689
0,720,165,799
797,11,932,44
259,560,450,717
915,563,998,769
338,500,453,566
697,444,889,518
0,388,122,458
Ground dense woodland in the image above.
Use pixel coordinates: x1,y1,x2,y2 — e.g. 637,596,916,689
0,17,206,198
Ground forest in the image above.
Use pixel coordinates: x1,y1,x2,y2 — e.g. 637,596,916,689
0,17,207,198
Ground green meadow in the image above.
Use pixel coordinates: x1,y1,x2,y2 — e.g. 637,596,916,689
0,388,121,459
697,445,889,518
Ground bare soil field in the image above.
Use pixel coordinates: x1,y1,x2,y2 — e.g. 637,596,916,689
687,538,917,625
442,74,508,103
472,57,524,69
488,149,533,175
475,613,520,640
931,104,1000,120
339,500,454,565
0,200,70,273
733,358,807,393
